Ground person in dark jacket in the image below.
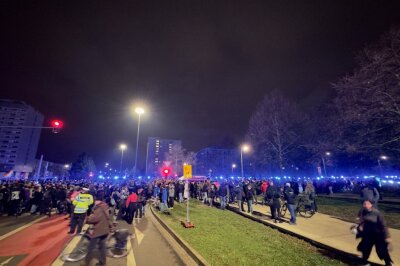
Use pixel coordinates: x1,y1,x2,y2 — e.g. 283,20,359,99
246,184,254,213
235,185,244,212
357,199,392,266
219,182,228,210
284,183,297,225
266,181,282,223
85,198,110,266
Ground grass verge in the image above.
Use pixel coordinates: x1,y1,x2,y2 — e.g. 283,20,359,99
157,201,345,266
317,197,400,229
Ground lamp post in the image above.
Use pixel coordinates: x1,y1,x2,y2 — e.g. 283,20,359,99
231,163,236,174
240,144,250,178
134,107,144,177
378,155,388,176
119,143,127,174
321,151,331,177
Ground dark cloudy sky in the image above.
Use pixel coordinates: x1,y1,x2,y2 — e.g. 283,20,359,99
1,1,400,170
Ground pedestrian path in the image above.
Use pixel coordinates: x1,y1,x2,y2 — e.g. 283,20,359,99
228,202,399,265
53,209,186,266
318,193,400,204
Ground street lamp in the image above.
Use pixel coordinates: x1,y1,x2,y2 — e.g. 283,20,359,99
134,107,145,177
119,143,127,174
231,163,236,174
240,144,250,178
378,155,388,176
321,151,331,177
64,164,70,169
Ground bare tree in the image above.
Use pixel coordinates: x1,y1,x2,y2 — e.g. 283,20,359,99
333,27,400,163
247,90,308,171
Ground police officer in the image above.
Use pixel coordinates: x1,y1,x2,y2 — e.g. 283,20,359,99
69,187,93,235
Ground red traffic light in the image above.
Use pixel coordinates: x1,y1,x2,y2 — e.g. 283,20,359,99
51,119,64,129
161,166,171,177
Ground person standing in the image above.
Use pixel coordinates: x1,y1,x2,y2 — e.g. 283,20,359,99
125,189,137,224
85,197,111,266
219,182,228,210
357,199,392,266
246,184,254,214
69,188,93,235
168,182,175,209
235,185,244,212
267,181,282,223
284,183,297,225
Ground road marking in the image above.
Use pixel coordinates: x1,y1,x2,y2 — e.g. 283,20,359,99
135,227,144,246
0,257,14,266
51,224,89,266
0,216,47,241
126,235,136,266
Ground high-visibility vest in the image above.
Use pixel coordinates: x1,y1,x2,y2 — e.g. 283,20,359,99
73,193,94,213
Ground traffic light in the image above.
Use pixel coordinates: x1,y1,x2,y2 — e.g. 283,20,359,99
161,166,171,178
51,119,64,133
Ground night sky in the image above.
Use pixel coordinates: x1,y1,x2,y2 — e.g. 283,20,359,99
1,1,400,170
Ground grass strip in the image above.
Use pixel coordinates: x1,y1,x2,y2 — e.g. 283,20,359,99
158,201,345,266
316,197,400,229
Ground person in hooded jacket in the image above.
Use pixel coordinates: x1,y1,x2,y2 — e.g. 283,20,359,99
85,196,111,266
356,199,392,266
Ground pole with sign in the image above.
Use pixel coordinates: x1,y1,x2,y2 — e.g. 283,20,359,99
182,164,195,228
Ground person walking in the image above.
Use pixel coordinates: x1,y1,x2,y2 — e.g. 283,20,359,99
85,196,111,266
284,183,297,225
69,188,94,235
356,199,392,266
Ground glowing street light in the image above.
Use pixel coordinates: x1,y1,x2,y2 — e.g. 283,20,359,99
378,155,389,176
133,106,145,177
231,163,237,174
240,144,250,178
321,152,331,176
119,143,127,173
64,164,70,169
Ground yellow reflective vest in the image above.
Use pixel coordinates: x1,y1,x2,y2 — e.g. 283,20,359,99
73,193,94,214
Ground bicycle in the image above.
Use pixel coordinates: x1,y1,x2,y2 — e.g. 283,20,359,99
280,194,315,218
61,228,130,262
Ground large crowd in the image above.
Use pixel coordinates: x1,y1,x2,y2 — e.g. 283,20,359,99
0,177,392,266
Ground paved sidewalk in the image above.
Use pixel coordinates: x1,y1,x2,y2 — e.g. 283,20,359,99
228,202,399,265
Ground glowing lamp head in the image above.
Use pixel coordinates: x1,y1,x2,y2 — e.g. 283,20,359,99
135,107,145,115
380,155,388,160
232,163,237,168
51,119,64,129
241,144,250,153
119,143,127,151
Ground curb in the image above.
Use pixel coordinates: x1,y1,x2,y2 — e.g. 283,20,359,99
224,204,383,266
150,205,210,266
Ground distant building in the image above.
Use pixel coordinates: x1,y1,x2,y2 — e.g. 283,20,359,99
0,100,44,177
195,147,238,177
146,137,181,177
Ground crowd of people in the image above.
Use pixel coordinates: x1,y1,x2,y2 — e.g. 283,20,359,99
0,177,392,266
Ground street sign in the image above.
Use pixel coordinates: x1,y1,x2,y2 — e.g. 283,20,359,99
183,165,192,178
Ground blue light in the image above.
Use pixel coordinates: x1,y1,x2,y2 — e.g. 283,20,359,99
147,176,150,179
122,176,126,179
138,176,142,179
114,176,119,180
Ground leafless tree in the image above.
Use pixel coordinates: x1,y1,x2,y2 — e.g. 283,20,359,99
247,90,308,170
